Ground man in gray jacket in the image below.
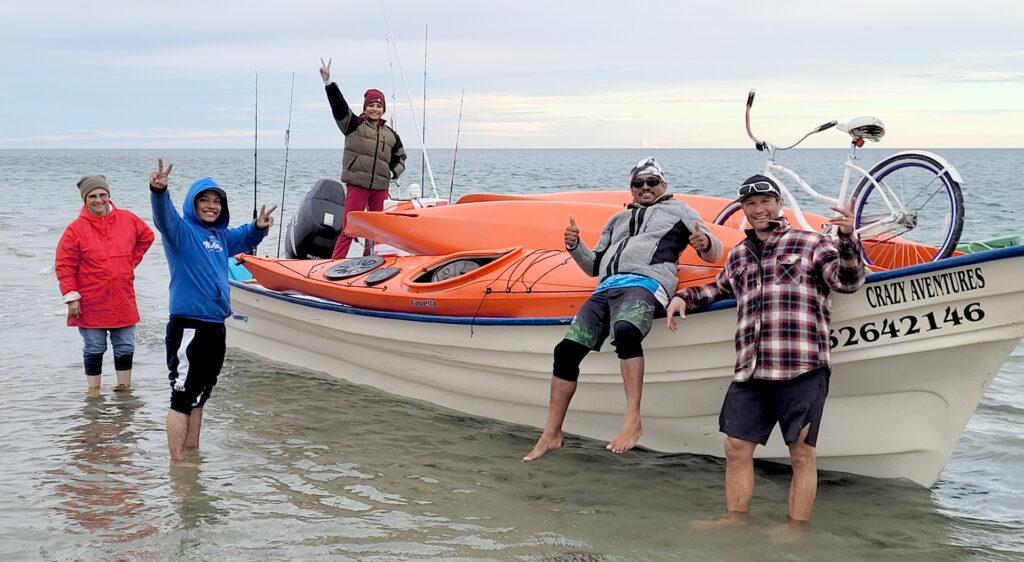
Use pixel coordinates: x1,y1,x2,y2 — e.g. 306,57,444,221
524,157,723,462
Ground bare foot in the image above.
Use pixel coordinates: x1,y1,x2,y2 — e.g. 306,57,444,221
170,458,200,468
691,512,748,529
523,432,563,462
113,383,131,392
769,519,809,543
605,421,642,453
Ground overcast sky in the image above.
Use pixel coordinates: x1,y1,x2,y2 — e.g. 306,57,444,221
2,1,1022,149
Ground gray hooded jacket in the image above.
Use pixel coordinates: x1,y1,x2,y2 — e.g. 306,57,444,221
568,195,723,298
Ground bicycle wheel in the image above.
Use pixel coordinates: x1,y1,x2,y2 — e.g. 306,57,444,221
713,200,746,230
852,151,964,269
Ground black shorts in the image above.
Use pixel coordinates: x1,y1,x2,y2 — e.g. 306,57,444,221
719,366,830,447
165,316,226,415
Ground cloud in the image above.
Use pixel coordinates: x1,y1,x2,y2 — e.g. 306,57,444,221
2,1,1023,148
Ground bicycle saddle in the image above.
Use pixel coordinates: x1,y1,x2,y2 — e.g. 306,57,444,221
838,116,885,142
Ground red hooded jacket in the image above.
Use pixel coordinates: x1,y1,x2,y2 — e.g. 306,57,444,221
55,202,155,328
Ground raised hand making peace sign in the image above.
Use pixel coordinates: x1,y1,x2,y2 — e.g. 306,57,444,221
319,57,332,85
149,158,173,192
255,204,277,230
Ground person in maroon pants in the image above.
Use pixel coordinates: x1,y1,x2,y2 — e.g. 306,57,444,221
319,57,407,259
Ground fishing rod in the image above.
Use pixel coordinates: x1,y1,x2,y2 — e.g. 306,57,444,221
386,37,401,193
448,89,465,205
379,0,439,199
386,37,398,130
276,72,295,258
421,23,427,190
251,71,259,255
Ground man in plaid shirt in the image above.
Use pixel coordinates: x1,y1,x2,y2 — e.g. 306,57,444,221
666,174,865,527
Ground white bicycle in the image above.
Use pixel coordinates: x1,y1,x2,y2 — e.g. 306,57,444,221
714,89,965,269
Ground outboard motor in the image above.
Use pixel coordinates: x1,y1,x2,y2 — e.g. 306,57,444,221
284,179,346,259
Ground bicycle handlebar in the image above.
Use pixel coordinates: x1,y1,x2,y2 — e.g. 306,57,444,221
745,89,766,151
745,87,839,151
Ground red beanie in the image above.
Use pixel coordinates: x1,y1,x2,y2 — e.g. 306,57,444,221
363,89,386,113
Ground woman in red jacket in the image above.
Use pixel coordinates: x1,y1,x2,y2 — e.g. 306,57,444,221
56,175,155,394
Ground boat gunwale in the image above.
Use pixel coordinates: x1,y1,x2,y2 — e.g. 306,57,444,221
230,243,1024,325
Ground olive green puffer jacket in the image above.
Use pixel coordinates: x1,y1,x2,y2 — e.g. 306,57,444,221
326,83,407,190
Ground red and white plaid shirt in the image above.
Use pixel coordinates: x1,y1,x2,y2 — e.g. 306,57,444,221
676,219,865,382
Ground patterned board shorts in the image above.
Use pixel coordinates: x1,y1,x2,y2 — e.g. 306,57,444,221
563,286,660,351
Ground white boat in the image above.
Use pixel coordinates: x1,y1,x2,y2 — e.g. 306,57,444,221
226,244,1024,487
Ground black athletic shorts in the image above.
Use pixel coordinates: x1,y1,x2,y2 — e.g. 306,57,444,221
719,366,830,446
165,316,226,415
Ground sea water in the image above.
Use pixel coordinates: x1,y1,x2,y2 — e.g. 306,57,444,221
0,148,1021,560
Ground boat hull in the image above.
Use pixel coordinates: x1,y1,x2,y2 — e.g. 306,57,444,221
227,246,1024,486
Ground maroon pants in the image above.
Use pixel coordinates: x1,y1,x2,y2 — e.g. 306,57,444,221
331,185,389,259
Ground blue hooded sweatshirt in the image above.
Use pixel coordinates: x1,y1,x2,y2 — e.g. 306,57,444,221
151,177,267,322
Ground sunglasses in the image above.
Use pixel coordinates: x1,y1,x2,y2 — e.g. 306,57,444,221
738,181,778,197
631,177,663,189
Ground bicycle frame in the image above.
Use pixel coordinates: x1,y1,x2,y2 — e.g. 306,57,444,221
760,145,892,236
738,89,967,265
745,88,907,238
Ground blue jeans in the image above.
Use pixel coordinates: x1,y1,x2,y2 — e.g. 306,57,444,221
78,325,136,375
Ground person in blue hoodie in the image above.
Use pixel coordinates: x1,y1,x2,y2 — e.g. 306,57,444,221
149,159,276,463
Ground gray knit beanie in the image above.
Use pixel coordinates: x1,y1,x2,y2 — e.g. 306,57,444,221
77,175,110,201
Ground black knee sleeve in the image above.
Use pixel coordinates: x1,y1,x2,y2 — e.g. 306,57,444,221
84,353,104,376
114,353,133,371
553,339,590,382
612,321,644,360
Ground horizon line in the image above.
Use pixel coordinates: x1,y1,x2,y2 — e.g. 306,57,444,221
2,146,1021,151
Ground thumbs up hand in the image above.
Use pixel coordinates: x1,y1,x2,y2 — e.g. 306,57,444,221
565,216,580,248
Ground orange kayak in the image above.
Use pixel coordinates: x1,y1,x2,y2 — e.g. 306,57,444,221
455,190,731,209
346,198,754,268
345,189,944,277
237,248,724,318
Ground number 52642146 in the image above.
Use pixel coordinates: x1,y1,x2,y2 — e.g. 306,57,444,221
830,302,985,349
